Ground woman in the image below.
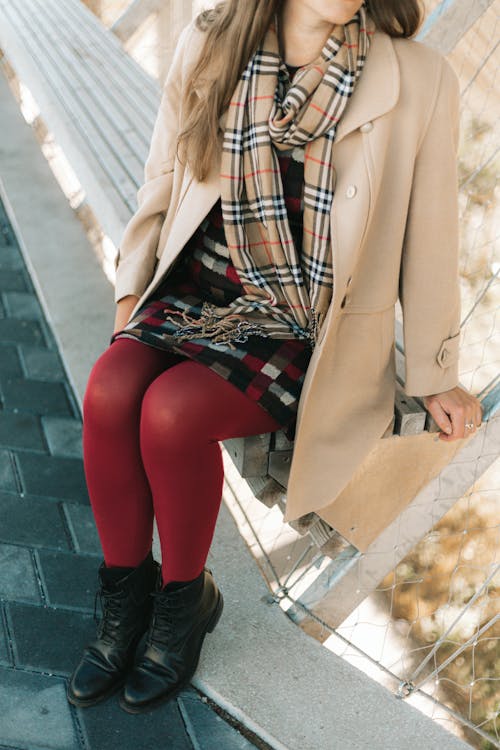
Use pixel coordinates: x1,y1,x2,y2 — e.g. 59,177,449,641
67,0,483,715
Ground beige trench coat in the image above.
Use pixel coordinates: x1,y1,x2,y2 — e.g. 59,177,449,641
114,20,462,528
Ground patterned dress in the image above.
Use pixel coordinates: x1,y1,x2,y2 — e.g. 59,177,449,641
112,65,314,442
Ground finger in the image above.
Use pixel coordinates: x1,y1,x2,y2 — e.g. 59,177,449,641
428,400,453,437
449,399,469,438
464,411,476,436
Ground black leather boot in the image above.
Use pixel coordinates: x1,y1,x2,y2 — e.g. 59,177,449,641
67,551,159,707
119,566,224,714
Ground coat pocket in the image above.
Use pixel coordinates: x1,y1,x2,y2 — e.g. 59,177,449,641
322,309,389,384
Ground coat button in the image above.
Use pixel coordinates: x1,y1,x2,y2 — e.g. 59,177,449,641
345,185,357,199
359,121,373,133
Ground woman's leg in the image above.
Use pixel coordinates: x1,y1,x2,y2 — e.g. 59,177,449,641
139,359,282,585
82,338,184,567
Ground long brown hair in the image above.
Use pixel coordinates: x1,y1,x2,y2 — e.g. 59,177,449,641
177,0,424,181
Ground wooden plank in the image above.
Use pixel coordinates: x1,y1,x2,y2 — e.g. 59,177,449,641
6,2,138,196
273,430,295,451
25,0,148,170
395,317,404,352
394,345,405,384
111,0,164,42
0,9,131,244
50,0,160,134
306,518,339,548
318,532,356,560
49,48,154,157
0,0,146,241
268,450,293,488
394,389,427,435
417,0,496,55
244,477,286,513
59,0,159,108
294,516,349,552
245,476,286,509
223,434,272,478
288,513,317,535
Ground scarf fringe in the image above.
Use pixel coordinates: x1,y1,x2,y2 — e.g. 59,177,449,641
162,301,320,351
162,302,271,351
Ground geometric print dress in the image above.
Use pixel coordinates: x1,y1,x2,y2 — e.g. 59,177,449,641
112,65,315,442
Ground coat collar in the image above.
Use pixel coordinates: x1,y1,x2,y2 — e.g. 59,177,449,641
334,29,400,143
217,28,400,142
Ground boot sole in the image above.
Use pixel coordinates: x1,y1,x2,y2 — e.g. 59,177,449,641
119,590,224,714
66,676,126,708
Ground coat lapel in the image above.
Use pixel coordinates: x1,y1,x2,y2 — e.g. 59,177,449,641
334,29,400,143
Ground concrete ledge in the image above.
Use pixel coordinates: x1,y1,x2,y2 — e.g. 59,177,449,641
0,70,472,750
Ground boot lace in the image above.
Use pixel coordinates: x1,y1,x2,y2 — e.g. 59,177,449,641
146,590,176,649
94,586,127,643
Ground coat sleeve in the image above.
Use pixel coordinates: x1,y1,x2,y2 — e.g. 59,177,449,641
398,54,462,397
113,21,196,303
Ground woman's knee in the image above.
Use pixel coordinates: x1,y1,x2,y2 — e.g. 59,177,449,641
83,345,138,426
140,363,205,446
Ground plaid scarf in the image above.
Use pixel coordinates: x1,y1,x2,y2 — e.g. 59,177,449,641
168,5,374,351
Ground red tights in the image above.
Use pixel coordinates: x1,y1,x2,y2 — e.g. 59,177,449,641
82,338,281,585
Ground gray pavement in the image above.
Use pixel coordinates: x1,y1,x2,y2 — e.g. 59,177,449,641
0,197,263,750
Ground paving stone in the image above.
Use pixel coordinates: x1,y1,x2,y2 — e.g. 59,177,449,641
0,493,69,550
3,291,43,320
0,268,29,292
0,318,45,346
42,416,82,458
15,452,88,502
63,503,102,556
0,201,254,750
179,688,258,749
0,343,22,376
0,412,46,451
0,377,72,416
0,609,11,666
8,603,95,676
0,543,40,603
0,216,17,248
80,694,193,750
37,550,98,610
0,246,24,271
20,346,65,382
0,667,79,749
0,450,17,493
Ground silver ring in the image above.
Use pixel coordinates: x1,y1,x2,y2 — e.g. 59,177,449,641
465,422,474,430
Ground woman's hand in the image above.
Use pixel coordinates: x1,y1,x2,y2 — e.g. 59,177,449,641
423,385,484,442
113,295,139,335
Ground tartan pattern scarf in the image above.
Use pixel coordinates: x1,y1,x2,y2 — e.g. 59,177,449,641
168,5,374,351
